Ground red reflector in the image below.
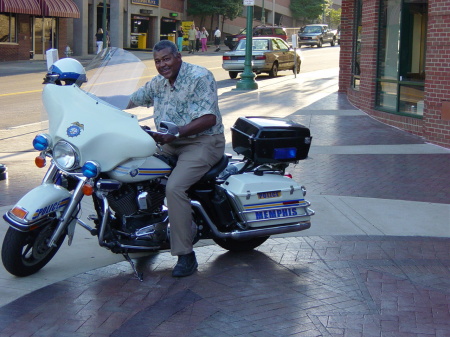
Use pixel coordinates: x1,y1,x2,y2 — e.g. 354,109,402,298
284,173,293,179
223,56,231,60
35,156,46,168
254,55,266,60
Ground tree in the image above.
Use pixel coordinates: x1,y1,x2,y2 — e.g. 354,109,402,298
290,0,328,22
187,0,217,27
218,0,243,22
329,8,341,29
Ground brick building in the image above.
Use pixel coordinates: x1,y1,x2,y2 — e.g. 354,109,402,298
0,0,79,62
339,0,450,148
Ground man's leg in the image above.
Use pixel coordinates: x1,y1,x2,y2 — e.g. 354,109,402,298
164,134,225,276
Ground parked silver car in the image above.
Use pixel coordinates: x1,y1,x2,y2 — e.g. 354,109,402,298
222,37,303,79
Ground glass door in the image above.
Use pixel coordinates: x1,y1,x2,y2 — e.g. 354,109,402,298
33,17,56,60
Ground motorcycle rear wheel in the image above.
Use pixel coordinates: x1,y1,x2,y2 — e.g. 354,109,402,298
213,236,269,252
1,222,66,277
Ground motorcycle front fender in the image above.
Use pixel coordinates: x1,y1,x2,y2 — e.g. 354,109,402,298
3,183,72,231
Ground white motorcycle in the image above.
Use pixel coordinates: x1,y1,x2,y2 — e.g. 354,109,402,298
2,48,314,280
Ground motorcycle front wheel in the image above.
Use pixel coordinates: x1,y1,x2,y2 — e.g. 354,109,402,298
213,236,269,252
1,220,66,277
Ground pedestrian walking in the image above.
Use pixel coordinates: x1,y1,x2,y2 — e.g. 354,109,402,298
200,27,209,52
188,24,196,54
95,28,104,54
214,27,221,52
177,27,184,52
195,27,201,52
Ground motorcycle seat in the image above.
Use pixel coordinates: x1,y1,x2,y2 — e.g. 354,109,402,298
199,154,229,182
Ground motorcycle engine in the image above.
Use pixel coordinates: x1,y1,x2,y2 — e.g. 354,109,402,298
106,180,166,234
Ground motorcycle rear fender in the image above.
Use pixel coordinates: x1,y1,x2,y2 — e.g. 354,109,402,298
4,183,72,230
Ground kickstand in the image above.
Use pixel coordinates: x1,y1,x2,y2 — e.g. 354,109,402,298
122,253,144,282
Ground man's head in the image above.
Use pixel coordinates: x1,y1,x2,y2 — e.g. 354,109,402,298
153,40,182,85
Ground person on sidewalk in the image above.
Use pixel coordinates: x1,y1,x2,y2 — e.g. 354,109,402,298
200,27,209,52
195,27,201,52
129,40,225,277
214,27,221,52
188,24,196,54
95,28,104,54
177,27,184,52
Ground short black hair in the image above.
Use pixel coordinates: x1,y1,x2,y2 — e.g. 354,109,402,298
153,40,179,55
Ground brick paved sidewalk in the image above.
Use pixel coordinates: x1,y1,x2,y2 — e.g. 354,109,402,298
1,60,449,336
0,236,448,337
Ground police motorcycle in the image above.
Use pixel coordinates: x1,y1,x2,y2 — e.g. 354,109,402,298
2,48,314,280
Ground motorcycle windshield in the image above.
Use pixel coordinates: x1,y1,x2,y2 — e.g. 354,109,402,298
41,48,156,171
75,47,148,110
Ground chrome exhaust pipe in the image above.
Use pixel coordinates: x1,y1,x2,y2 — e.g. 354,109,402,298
191,201,311,240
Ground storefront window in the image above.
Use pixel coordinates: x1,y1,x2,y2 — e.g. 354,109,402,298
352,0,362,90
376,0,427,117
0,13,17,43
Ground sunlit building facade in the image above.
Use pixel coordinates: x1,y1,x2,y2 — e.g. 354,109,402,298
339,0,450,147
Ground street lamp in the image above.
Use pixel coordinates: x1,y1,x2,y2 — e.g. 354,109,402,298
235,3,258,90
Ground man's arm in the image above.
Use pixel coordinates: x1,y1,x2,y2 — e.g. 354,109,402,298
153,114,216,144
179,114,216,137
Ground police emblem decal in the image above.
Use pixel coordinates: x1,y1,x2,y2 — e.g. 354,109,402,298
67,122,84,137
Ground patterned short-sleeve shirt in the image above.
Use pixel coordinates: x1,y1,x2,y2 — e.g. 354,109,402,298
131,62,224,136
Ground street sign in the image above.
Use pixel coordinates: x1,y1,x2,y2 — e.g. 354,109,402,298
243,0,255,6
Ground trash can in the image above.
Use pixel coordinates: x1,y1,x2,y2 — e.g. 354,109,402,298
168,33,176,44
137,33,147,49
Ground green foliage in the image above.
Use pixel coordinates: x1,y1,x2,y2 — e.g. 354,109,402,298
329,8,341,29
187,0,243,20
187,0,217,17
290,0,328,21
219,0,243,21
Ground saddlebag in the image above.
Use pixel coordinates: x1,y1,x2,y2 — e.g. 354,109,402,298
223,173,313,228
231,116,312,165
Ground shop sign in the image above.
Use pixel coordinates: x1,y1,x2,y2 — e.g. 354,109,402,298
132,0,159,7
132,15,150,20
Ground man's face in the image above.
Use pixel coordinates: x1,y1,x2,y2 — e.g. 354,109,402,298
154,48,182,84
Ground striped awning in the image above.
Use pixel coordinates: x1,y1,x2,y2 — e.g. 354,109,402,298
0,0,41,15
38,0,79,18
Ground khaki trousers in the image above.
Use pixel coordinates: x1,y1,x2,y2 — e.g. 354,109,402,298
160,134,225,256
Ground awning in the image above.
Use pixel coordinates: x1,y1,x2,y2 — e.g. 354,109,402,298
38,0,79,18
0,0,41,15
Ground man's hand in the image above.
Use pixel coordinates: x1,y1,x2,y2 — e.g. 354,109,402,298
152,133,177,145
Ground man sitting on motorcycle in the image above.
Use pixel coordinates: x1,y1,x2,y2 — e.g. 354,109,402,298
130,40,225,277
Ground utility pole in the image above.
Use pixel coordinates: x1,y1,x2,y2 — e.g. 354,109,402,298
102,0,107,48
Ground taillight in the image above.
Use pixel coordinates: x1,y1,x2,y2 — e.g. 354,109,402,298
254,55,266,60
223,56,231,60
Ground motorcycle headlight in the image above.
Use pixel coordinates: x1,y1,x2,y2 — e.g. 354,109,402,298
53,141,79,170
